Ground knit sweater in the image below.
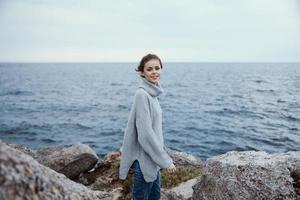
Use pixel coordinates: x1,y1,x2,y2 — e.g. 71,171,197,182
119,77,173,182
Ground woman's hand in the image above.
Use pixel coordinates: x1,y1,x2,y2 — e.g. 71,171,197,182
166,163,176,173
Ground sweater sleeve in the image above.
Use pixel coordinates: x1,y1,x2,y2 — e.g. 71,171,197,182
134,90,173,169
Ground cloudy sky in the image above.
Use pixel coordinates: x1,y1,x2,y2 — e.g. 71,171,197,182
0,0,300,62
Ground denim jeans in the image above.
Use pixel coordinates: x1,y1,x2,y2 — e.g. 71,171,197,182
131,160,161,200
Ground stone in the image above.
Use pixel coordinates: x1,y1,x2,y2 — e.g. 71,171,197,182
34,143,99,179
0,140,112,200
166,147,203,167
5,142,36,158
162,190,185,200
291,167,300,196
100,151,121,167
77,151,123,191
0,141,204,200
163,178,197,200
6,142,99,180
192,151,300,200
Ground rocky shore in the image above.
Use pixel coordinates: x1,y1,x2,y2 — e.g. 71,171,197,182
0,140,299,200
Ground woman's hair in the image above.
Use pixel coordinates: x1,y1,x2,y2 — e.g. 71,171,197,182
135,53,163,74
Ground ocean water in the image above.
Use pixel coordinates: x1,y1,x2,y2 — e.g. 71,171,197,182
0,63,299,160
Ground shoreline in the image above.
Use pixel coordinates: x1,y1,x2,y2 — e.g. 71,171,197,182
1,140,300,199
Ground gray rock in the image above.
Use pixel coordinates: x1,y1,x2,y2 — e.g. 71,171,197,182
162,189,180,200
163,178,197,200
291,167,300,197
166,148,203,167
192,151,300,200
0,140,112,200
6,142,99,180
34,144,99,179
5,142,36,158
100,151,121,167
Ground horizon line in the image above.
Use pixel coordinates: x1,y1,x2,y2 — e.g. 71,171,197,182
1,61,300,64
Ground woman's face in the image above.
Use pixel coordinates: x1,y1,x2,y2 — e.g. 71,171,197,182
141,59,162,84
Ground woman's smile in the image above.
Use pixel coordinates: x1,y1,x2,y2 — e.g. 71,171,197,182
141,59,162,84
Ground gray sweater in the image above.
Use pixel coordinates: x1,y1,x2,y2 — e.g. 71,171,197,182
119,77,173,182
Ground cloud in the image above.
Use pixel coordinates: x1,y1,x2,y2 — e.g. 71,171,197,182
0,0,299,62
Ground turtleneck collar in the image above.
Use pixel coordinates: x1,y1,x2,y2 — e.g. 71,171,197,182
139,77,164,97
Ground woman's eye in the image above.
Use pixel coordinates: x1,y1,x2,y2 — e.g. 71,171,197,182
147,68,152,71
155,66,160,70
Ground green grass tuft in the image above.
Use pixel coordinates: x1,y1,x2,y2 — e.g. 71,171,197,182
161,166,201,188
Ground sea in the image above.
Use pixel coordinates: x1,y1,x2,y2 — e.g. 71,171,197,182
0,63,299,160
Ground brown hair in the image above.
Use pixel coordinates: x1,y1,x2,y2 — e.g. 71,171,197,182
135,54,163,74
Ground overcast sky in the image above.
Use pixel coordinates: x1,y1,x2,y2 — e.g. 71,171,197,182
0,0,300,62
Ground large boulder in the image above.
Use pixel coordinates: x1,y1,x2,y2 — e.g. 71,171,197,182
192,151,300,200
6,142,99,179
34,144,99,179
0,140,112,200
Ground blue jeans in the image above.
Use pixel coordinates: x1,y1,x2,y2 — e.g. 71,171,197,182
131,160,161,200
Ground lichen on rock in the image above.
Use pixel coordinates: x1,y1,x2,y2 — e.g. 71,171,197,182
0,140,112,200
192,151,300,200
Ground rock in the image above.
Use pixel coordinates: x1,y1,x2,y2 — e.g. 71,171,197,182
84,151,122,188
291,168,300,196
5,142,36,158
90,177,112,191
1,141,203,200
100,151,121,167
161,190,169,200
95,151,121,181
111,187,123,200
162,190,185,200
166,147,203,167
58,153,98,179
169,178,197,199
0,140,112,200
81,148,202,200
192,151,300,200
163,178,197,200
5,142,99,180
34,143,99,179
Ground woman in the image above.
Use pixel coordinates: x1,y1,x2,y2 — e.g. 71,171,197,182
119,53,176,199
